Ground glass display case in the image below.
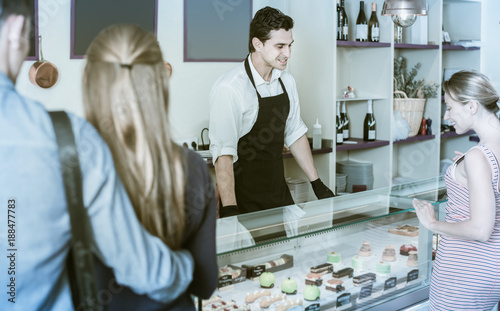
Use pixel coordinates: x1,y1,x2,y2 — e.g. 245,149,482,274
202,177,446,311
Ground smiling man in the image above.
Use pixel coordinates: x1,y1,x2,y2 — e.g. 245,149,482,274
209,6,334,217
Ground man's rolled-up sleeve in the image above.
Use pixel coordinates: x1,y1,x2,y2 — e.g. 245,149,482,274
209,83,243,164
284,76,308,147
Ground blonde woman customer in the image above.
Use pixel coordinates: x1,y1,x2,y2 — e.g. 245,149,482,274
413,70,500,310
82,24,217,310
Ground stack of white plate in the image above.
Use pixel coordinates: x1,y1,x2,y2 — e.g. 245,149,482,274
286,178,310,203
336,174,347,193
336,160,374,193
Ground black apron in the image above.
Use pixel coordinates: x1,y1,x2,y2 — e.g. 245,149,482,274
233,58,295,214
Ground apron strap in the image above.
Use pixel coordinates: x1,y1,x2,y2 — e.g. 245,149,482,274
244,56,287,100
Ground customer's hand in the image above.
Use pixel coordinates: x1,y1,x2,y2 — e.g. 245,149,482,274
413,198,437,231
311,178,335,199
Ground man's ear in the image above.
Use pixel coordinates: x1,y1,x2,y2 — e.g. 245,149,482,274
7,15,26,50
252,37,263,52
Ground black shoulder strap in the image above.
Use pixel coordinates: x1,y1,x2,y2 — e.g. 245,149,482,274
49,111,101,311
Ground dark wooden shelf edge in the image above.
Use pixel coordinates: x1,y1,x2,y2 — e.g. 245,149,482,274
394,134,436,144
337,40,391,48
283,147,333,159
442,45,480,51
336,138,390,151
394,43,439,49
205,145,334,168
440,130,475,139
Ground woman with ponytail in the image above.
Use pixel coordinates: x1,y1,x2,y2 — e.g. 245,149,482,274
413,70,500,310
82,24,217,310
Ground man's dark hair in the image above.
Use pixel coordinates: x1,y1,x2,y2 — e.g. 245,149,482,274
0,0,30,26
248,6,294,53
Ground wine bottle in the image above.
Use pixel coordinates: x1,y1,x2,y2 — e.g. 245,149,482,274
341,0,349,41
336,102,344,144
368,2,380,42
394,25,403,44
356,1,368,42
341,101,350,140
363,99,376,141
337,0,342,40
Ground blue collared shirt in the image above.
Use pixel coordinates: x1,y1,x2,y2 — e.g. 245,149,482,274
0,72,193,311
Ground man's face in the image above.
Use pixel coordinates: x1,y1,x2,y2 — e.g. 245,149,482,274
260,29,293,71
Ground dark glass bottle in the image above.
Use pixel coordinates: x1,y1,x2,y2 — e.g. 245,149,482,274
341,101,350,140
356,1,368,42
340,0,349,41
363,99,376,141
336,101,344,144
368,2,380,42
337,0,342,40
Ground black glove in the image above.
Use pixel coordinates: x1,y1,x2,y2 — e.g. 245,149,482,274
220,205,239,218
311,178,335,199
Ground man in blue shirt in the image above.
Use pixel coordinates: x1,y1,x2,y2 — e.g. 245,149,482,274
0,1,194,310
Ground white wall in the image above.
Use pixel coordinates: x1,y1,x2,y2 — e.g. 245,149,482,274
16,0,500,143
481,0,500,91
15,0,307,143
15,0,260,141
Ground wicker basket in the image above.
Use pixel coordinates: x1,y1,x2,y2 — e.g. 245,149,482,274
393,90,426,137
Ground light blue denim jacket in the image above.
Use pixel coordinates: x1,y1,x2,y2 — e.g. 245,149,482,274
0,73,193,310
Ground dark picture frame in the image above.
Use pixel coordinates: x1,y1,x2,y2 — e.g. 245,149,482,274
26,0,39,61
70,0,158,59
184,0,252,62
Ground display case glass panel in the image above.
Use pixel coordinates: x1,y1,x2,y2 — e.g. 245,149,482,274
205,177,445,310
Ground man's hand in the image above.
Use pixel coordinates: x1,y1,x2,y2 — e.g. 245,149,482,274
220,205,239,218
311,178,335,199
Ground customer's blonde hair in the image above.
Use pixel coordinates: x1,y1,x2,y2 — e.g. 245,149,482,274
83,24,185,250
443,70,500,116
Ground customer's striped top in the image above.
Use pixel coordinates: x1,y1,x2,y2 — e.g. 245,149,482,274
429,145,500,310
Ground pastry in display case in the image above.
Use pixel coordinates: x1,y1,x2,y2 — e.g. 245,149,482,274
381,245,397,262
358,241,372,257
399,244,417,256
203,177,447,310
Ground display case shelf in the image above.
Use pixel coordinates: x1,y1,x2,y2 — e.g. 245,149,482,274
442,45,480,51
337,41,391,48
284,146,333,159
336,138,390,151
394,135,436,144
336,96,386,102
394,43,439,50
440,130,475,139
204,142,334,168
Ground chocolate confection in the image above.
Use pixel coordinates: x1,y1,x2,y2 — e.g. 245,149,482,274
353,272,376,286
310,263,333,275
332,267,354,279
305,273,323,286
326,278,345,293
400,244,418,256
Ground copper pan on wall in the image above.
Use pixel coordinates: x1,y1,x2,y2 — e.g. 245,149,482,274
29,36,59,89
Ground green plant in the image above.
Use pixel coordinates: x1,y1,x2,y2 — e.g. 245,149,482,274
394,57,439,99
